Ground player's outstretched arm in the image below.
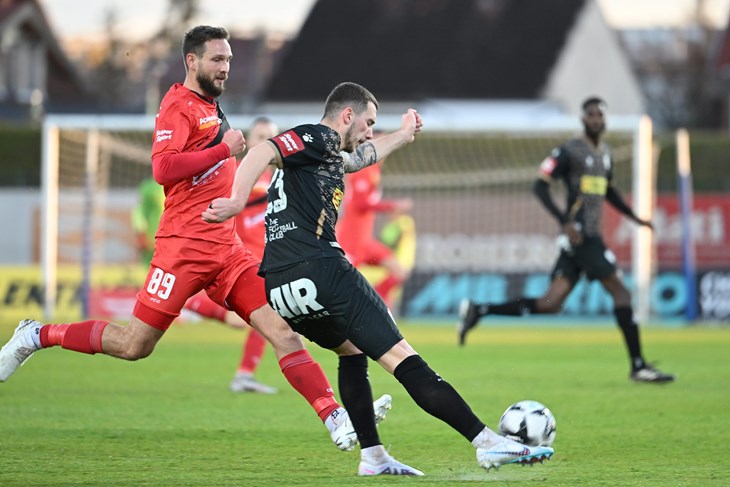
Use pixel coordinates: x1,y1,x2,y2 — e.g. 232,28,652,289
202,142,277,223
605,186,653,229
343,109,423,172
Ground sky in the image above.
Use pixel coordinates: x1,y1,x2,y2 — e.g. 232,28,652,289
38,0,730,43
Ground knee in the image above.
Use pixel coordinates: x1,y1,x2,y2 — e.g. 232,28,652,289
536,299,561,314
378,341,417,374
121,331,155,360
252,314,302,353
117,342,155,361
271,331,303,354
612,288,631,307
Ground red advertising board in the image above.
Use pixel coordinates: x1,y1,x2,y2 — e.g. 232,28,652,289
89,287,139,321
604,194,730,269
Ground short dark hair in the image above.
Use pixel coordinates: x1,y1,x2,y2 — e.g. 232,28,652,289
251,116,274,126
182,25,230,60
323,82,378,119
581,96,607,113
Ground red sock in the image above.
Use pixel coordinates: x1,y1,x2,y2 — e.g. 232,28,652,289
374,275,403,305
279,350,339,421
39,320,108,354
184,293,227,322
238,330,267,374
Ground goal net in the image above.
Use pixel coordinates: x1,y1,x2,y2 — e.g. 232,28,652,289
372,112,652,321
40,113,652,322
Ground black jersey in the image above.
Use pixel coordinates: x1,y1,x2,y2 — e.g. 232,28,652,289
539,137,614,237
259,123,346,275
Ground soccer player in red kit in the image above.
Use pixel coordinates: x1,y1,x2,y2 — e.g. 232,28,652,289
0,26,389,452
184,117,278,394
337,159,412,308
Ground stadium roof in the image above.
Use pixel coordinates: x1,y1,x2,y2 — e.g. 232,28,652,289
264,0,586,103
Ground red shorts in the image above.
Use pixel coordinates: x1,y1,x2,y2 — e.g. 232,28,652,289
346,239,393,267
134,237,267,330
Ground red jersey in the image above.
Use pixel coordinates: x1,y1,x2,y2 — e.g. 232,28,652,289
338,163,397,253
151,83,236,244
234,171,272,259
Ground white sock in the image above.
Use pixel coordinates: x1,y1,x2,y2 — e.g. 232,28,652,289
361,445,389,464
28,323,43,349
324,407,347,434
471,427,503,449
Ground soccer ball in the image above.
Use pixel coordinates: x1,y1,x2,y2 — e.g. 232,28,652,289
498,400,556,447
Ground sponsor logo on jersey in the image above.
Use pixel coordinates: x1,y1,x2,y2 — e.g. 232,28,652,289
192,159,226,186
273,130,305,154
580,175,608,195
332,187,344,211
267,218,298,241
155,129,173,143
539,156,557,175
198,115,220,130
603,153,612,170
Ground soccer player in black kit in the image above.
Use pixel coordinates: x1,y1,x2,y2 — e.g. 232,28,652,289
458,97,675,384
203,82,553,475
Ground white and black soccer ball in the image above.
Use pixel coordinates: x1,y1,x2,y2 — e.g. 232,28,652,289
498,400,556,447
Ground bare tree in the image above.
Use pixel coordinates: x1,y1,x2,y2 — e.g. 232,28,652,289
620,0,721,129
91,8,132,110
684,0,717,128
144,0,200,113
87,0,200,112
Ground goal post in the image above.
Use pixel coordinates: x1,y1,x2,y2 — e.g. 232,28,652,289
632,115,655,323
675,128,698,321
41,114,157,321
39,111,652,322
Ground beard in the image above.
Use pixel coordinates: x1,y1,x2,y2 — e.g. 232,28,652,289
583,122,605,139
341,125,359,152
197,71,225,97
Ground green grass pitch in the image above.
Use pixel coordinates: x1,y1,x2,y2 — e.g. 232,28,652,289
0,320,728,486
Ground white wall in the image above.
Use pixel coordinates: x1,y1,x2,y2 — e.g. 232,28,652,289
0,189,41,263
0,188,139,264
543,0,645,116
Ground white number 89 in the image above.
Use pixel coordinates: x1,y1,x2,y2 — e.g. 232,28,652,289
146,268,176,300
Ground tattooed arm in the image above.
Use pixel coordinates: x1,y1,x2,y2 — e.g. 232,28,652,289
343,108,423,173
342,142,378,172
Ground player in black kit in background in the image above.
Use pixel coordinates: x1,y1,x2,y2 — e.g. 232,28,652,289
203,82,554,475
458,97,675,385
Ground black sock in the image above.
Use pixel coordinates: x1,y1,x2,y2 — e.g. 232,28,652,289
614,306,645,370
394,355,485,441
487,297,537,316
338,354,380,448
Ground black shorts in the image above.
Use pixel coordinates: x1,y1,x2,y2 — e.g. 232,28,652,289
264,256,403,360
551,236,617,283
